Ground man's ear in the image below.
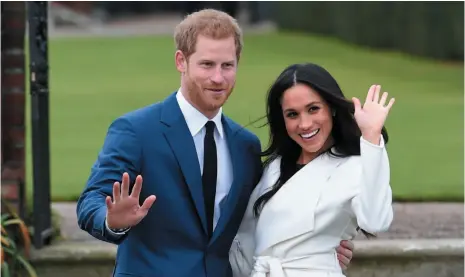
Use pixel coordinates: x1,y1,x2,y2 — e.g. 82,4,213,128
175,50,186,73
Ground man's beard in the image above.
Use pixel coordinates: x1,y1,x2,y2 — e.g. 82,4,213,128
184,76,208,109
184,74,232,112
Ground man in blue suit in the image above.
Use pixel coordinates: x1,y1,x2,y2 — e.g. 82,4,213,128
76,9,354,277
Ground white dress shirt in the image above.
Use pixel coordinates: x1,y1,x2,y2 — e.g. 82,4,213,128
106,89,233,235
176,89,234,229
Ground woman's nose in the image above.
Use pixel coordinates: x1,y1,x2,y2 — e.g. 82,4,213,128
298,116,312,130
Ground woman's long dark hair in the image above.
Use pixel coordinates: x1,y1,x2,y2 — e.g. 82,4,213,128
253,63,389,238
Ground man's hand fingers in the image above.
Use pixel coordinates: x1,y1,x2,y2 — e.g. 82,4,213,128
113,182,121,202
339,261,347,271
121,172,130,198
105,196,114,211
337,245,353,260
131,175,143,199
337,253,350,268
140,195,157,213
341,240,355,251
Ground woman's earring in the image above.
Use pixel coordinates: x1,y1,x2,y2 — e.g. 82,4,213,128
332,110,336,117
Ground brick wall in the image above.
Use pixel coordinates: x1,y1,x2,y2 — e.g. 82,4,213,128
1,1,27,217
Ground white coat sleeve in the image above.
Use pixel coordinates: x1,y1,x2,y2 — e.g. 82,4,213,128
351,136,394,234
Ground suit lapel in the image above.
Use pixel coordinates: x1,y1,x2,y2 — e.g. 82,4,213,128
161,92,207,235
210,117,244,244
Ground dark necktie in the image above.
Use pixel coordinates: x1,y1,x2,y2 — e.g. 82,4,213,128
202,121,217,237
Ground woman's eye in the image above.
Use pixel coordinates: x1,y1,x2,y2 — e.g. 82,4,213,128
309,106,320,112
286,112,297,118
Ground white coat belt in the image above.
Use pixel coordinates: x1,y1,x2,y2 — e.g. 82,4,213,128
251,252,339,277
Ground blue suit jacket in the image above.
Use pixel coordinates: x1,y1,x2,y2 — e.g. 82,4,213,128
76,92,263,277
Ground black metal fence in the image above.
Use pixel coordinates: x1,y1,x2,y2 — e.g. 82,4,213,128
27,1,53,249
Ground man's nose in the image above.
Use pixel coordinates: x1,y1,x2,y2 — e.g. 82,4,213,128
210,68,225,84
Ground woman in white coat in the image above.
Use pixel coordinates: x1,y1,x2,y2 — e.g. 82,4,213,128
230,63,395,277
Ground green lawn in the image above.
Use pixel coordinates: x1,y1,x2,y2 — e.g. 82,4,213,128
25,32,464,202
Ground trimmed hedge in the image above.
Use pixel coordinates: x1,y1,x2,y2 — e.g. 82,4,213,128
269,2,464,61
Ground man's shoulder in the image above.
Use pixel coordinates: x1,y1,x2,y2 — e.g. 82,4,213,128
120,102,162,122
105,103,162,138
117,92,176,125
107,98,171,136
